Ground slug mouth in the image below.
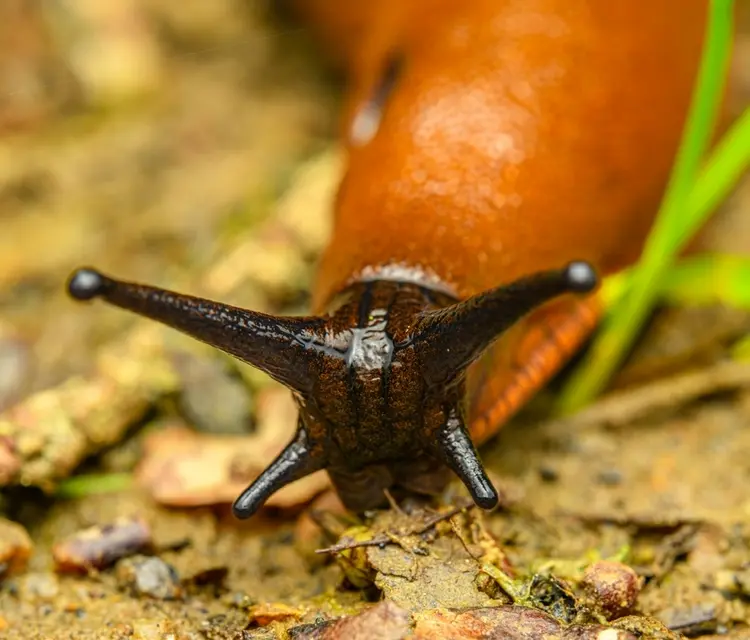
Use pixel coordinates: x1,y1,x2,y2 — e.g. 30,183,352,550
66,261,597,518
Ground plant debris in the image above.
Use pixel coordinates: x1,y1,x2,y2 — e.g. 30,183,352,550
289,601,409,640
545,359,750,435
0,518,33,579
247,602,305,627
0,328,178,491
135,414,329,510
411,606,639,640
315,500,474,555
52,516,153,573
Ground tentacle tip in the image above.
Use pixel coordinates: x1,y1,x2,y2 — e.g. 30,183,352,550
67,268,110,301
232,488,265,520
564,261,598,293
472,487,500,511
231,500,256,520
462,476,499,510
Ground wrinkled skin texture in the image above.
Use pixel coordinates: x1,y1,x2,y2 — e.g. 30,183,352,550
301,0,707,442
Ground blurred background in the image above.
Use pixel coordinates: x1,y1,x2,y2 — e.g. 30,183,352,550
0,0,342,403
0,2,748,638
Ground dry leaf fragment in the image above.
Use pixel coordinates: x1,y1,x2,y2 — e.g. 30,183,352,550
136,386,330,511
289,601,410,640
135,425,329,510
247,602,304,626
412,606,638,640
52,516,153,573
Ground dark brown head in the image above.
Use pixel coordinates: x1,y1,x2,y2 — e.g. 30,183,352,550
67,261,596,518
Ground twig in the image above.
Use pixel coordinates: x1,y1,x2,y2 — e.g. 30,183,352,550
315,500,474,555
556,510,704,530
544,360,750,436
383,488,406,515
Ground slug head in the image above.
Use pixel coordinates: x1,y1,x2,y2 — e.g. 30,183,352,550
67,261,596,518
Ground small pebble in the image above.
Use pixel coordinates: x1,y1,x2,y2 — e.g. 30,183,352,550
538,465,559,483
174,353,253,435
0,518,33,578
17,572,59,602
225,591,256,609
596,468,623,486
581,560,642,620
115,555,182,600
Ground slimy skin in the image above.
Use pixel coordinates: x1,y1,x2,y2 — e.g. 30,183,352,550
67,0,708,517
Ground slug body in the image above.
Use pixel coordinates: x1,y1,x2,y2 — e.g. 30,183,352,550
68,0,707,517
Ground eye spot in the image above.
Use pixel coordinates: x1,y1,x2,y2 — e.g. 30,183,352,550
350,53,404,146
350,102,382,147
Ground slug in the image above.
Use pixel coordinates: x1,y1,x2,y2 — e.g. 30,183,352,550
66,0,708,518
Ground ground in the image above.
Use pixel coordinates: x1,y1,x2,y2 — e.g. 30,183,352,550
0,2,749,639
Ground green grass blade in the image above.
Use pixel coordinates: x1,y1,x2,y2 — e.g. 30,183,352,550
603,253,750,310
658,254,750,308
685,106,750,238
54,472,134,499
556,0,737,414
732,334,750,361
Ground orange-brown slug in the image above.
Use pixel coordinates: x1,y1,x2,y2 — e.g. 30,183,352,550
67,0,708,518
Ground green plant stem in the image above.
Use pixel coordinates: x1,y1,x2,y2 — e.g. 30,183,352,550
685,106,750,240
556,0,736,414
604,253,750,310
54,472,133,499
732,334,750,361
